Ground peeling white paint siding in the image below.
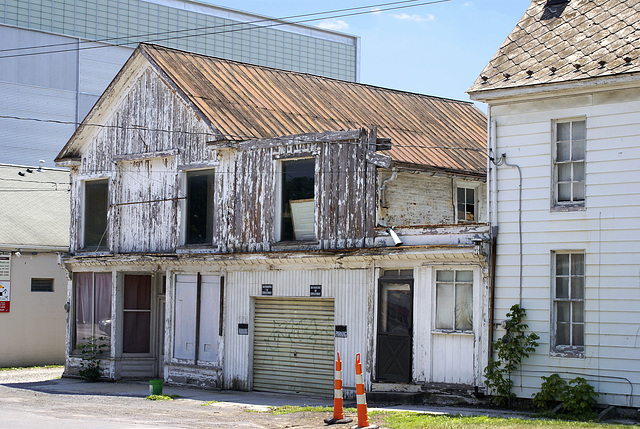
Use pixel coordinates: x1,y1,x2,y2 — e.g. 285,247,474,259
378,170,486,226
489,86,640,406
223,268,371,392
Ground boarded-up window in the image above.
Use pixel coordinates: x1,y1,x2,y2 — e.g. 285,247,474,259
435,270,473,331
281,159,315,241
74,272,112,350
554,120,585,206
174,274,221,363
84,179,109,249
123,275,151,354
186,170,214,245
552,252,584,356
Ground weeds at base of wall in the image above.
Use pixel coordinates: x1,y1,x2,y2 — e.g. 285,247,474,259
76,336,108,382
533,374,599,421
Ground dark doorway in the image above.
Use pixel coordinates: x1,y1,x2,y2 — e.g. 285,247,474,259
376,278,413,382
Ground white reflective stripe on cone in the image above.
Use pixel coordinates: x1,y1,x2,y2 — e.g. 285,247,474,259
335,370,342,380
355,373,364,384
334,389,343,398
356,395,367,405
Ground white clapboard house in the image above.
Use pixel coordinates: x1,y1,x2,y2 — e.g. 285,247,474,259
468,0,640,407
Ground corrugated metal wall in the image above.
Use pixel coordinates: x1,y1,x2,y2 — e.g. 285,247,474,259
223,267,371,392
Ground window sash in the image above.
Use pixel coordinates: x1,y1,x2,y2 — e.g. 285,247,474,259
83,179,109,249
554,120,586,204
553,252,585,353
456,187,475,222
280,158,315,241
123,275,151,354
435,270,473,331
74,272,112,350
185,170,215,245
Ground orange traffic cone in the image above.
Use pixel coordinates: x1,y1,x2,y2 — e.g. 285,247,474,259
352,353,377,429
324,352,353,425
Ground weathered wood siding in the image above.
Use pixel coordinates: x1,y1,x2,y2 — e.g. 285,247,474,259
69,66,214,253
490,86,640,406
378,170,486,226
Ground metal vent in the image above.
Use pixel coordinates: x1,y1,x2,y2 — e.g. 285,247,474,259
542,0,570,20
31,278,54,292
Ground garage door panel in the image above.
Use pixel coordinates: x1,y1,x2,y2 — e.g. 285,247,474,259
253,298,335,397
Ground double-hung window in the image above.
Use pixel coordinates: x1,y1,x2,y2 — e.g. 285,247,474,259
456,187,476,222
83,179,109,249
123,275,151,354
552,252,585,356
435,270,473,331
553,120,585,207
74,272,112,350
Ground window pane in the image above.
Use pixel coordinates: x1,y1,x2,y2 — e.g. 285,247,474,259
436,270,454,282
123,312,151,353
557,141,570,162
556,322,570,345
573,161,585,180
556,254,570,275
556,277,569,298
456,270,473,282
186,170,214,245
455,283,473,330
573,182,585,201
557,301,570,323
557,122,570,141
382,286,411,335
558,183,571,201
571,276,584,299
124,275,151,310
572,323,584,346
571,253,585,275
74,273,93,345
572,120,586,140
572,301,584,323
572,140,585,161
457,187,465,203
94,273,112,343
466,188,474,203
435,283,453,329
281,159,315,241
558,163,572,181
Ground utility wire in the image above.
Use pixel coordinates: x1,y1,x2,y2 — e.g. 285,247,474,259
0,0,452,60
0,0,434,55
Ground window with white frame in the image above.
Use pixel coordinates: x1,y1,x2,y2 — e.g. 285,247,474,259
435,270,473,331
279,158,315,241
74,272,112,350
552,252,584,355
83,179,109,249
123,274,151,354
456,187,476,222
185,169,214,245
553,120,585,207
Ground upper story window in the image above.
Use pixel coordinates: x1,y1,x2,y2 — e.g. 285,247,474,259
553,120,585,208
552,252,585,357
456,187,476,223
435,269,473,332
280,158,315,241
186,170,215,245
83,179,109,250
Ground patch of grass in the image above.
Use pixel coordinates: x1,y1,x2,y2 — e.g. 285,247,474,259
0,365,64,371
201,400,220,406
381,412,633,429
269,405,356,415
145,394,180,401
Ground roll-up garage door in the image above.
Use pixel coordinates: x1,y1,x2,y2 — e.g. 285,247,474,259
253,298,335,397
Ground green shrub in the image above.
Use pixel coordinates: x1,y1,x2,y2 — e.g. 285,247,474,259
76,336,107,382
561,377,598,416
533,374,567,409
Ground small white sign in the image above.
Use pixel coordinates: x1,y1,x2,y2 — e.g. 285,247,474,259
0,253,10,281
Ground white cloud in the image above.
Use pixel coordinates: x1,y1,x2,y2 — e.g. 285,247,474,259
317,19,350,31
463,1,473,6
390,13,435,23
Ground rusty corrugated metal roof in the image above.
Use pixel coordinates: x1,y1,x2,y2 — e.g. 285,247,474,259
468,0,640,95
140,44,486,175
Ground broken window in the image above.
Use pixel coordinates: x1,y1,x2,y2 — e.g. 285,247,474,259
554,119,586,207
174,274,222,363
280,158,315,241
435,270,473,331
74,272,112,350
123,275,151,354
186,169,215,245
456,187,476,222
83,179,109,249
552,252,584,356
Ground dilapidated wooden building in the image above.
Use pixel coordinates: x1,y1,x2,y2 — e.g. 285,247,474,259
56,43,490,398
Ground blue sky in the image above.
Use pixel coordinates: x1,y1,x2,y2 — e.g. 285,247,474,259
204,0,531,105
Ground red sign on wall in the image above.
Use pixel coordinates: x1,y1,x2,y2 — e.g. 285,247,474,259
0,301,9,312
0,281,10,313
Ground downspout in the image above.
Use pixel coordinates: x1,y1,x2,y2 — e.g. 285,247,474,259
487,114,497,365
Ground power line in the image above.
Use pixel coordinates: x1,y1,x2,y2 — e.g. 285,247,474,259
0,0,452,60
